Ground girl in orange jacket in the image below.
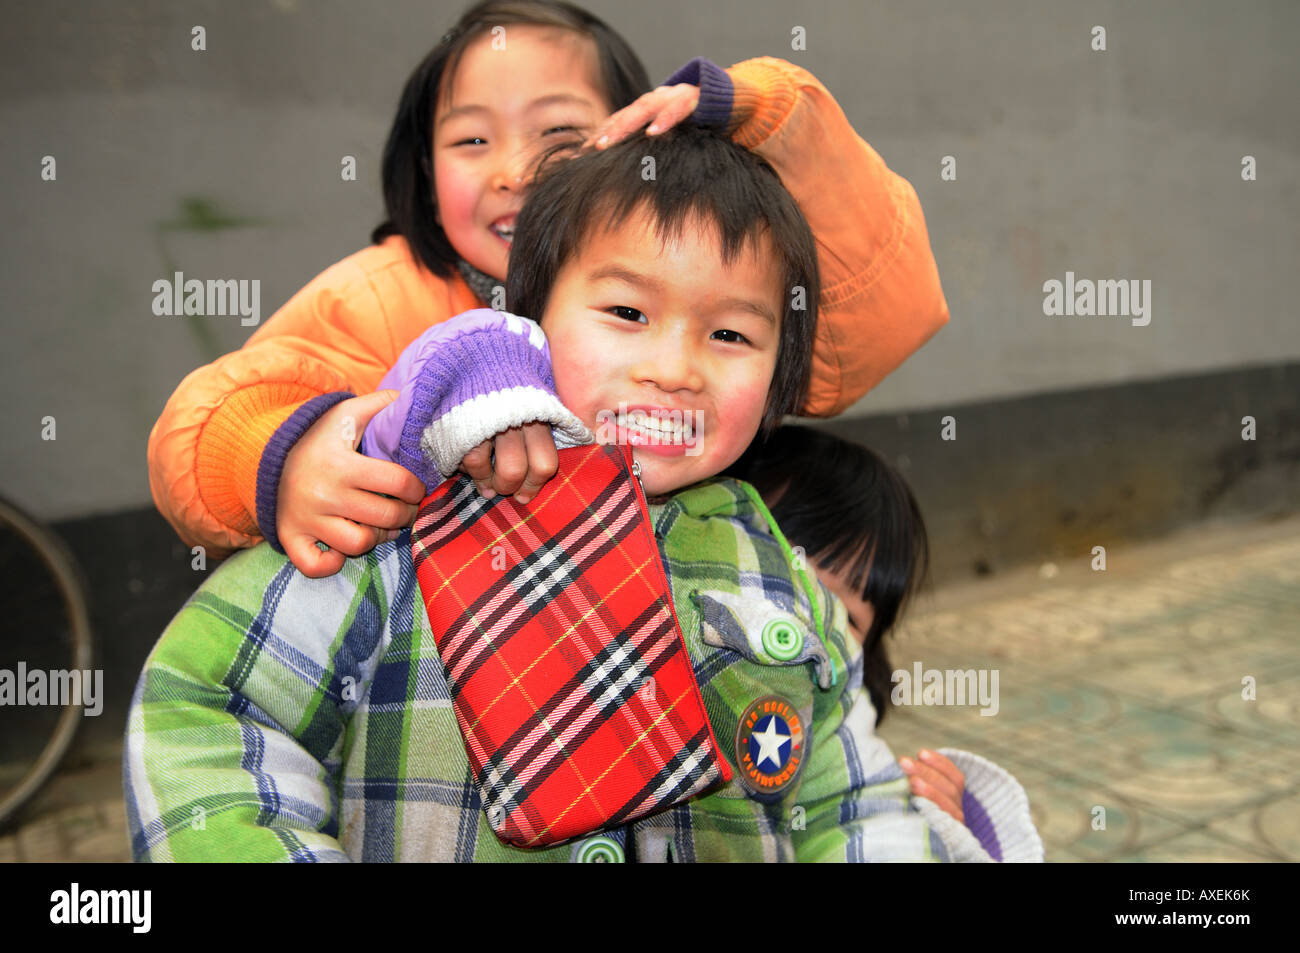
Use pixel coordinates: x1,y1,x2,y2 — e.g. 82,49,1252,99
147,0,949,574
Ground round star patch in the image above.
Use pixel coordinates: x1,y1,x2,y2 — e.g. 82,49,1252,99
734,695,806,800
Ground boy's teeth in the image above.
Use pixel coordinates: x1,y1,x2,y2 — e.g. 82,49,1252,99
620,411,695,441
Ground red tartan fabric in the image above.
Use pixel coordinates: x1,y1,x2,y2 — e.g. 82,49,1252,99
411,442,731,848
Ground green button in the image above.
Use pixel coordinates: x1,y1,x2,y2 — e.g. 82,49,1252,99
575,836,624,863
761,618,804,661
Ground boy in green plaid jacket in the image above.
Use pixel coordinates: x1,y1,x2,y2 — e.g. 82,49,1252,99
126,478,990,861
124,126,993,861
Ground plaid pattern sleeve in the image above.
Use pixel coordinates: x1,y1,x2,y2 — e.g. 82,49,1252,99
123,543,396,862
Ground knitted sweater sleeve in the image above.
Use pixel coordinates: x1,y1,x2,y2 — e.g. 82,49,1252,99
912,748,1046,862
358,309,594,493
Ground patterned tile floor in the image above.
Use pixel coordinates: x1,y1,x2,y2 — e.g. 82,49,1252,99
878,514,1300,863
2,513,1297,862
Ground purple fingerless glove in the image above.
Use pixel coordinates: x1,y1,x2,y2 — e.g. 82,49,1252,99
359,309,594,493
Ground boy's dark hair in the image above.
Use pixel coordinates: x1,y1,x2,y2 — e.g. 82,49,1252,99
505,124,819,435
371,0,651,278
727,425,930,725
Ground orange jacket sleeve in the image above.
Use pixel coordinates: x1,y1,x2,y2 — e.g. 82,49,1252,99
724,58,950,418
146,237,479,556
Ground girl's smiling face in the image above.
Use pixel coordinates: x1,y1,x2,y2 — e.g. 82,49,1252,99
433,26,611,281
540,205,784,497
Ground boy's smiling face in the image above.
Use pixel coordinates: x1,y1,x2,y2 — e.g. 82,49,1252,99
541,205,783,497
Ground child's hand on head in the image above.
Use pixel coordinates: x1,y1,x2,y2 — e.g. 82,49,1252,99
278,391,426,578
900,749,966,824
581,83,700,151
459,421,559,506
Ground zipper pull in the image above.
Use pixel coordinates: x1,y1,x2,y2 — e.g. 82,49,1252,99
629,455,659,540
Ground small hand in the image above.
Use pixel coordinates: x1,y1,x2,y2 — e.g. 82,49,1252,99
278,391,426,578
900,749,966,825
580,83,701,151
459,421,559,505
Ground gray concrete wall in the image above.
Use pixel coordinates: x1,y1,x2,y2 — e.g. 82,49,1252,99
1,0,1297,522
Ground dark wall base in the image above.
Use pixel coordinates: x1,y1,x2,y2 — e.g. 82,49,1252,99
820,362,1299,585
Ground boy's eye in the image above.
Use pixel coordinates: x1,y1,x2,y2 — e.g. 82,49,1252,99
543,125,582,137
712,329,751,345
607,306,646,323
454,137,487,146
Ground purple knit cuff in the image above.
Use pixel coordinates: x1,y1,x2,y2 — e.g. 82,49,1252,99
256,391,355,553
394,324,557,490
663,57,733,129
961,788,1003,862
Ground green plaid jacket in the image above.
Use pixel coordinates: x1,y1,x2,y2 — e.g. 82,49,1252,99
124,477,956,862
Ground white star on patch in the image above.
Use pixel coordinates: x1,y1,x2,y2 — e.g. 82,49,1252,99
752,715,791,770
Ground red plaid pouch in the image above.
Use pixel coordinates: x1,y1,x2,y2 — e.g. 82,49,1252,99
410,441,731,848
